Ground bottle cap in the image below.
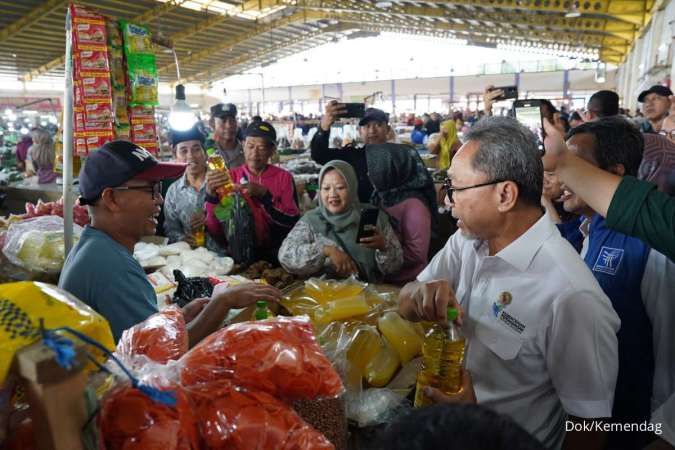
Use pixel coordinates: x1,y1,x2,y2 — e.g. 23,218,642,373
447,307,458,322
256,300,267,308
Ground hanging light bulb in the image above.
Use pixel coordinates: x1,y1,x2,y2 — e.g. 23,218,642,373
168,84,197,131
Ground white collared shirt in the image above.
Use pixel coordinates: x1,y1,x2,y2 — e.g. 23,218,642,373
418,213,620,450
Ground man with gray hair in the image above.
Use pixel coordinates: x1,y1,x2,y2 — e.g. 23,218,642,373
399,117,620,450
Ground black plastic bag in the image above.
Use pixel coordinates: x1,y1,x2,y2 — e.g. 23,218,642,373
172,269,213,307
223,191,256,267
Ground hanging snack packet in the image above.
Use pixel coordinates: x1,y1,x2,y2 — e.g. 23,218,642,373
80,76,112,100
120,20,152,55
109,47,125,88
106,20,123,48
127,54,159,106
76,49,109,72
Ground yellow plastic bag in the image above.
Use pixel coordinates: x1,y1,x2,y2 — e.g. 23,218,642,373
0,281,114,384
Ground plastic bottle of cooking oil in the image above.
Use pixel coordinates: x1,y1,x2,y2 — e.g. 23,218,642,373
207,154,235,197
414,307,465,408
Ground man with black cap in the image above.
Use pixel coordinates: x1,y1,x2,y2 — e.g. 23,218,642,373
206,103,245,168
59,140,281,343
638,85,672,133
205,121,300,262
311,101,391,203
163,124,225,253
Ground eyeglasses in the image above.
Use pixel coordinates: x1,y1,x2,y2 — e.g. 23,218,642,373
442,177,507,196
111,181,162,199
658,129,674,141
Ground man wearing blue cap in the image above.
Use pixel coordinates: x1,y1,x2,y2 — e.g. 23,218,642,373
311,101,391,203
206,103,245,168
58,140,281,343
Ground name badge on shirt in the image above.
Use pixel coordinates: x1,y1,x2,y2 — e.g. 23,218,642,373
492,291,526,335
592,246,624,276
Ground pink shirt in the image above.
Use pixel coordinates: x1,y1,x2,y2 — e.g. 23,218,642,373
384,197,431,284
205,164,299,247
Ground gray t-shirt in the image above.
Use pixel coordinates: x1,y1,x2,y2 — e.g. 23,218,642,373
58,226,158,342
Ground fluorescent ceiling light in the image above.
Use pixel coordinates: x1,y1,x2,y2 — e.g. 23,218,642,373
155,0,286,20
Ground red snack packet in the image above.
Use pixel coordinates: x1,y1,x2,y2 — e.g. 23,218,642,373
131,122,157,143
187,381,334,450
75,49,109,73
116,305,188,364
179,316,344,401
80,76,112,100
99,386,198,450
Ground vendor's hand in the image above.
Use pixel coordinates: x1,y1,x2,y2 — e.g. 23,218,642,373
400,279,463,324
325,246,359,277
483,85,502,116
244,181,269,199
542,118,569,171
182,298,209,323
206,170,231,196
210,282,281,310
359,228,386,251
422,369,476,405
190,211,205,233
320,100,347,132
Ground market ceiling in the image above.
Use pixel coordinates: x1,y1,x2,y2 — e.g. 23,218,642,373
0,0,661,86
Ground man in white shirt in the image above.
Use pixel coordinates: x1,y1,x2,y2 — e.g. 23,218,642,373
399,117,620,450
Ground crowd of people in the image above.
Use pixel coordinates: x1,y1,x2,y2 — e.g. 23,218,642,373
38,78,674,449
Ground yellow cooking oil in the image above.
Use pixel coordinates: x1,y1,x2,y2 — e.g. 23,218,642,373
365,338,400,387
377,311,423,364
346,325,381,375
207,154,235,196
414,307,465,408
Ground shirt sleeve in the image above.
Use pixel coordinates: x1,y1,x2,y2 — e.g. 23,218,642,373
204,201,225,241
416,230,464,288
162,185,185,243
606,176,675,261
278,220,337,276
375,218,404,276
546,289,620,418
651,392,675,446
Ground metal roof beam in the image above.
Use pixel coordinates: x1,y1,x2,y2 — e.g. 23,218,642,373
157,9,327,75
21,0,190,82
0,0,67,44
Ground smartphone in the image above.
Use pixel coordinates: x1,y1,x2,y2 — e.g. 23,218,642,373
513,99,545,153
356,208,379,242
490,85,518,101
337,102,366,119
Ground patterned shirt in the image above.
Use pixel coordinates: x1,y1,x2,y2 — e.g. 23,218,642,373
278,219,403,281
163,173,225,254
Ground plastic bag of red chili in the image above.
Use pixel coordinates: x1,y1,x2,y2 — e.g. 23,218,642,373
116,305,188,364
187,380,334,450
179,316,343,401
98,386,198,450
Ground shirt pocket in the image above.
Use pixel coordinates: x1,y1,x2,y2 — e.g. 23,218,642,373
474,312,523,361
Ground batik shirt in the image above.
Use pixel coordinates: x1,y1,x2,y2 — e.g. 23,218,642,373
163,172,225,254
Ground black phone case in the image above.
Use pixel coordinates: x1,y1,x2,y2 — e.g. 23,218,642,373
356,208,379,242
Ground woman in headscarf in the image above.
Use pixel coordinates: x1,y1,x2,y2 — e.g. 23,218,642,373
366,143,438,284
430,120,461,170
25,128,57,184
278,160,402,282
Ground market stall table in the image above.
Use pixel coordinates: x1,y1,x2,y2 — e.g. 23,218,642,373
0,179,76,216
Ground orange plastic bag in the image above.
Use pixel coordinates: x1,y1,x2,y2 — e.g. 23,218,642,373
188,381,334,450
99,386,198,450
116,305,188,364
179,316,343,401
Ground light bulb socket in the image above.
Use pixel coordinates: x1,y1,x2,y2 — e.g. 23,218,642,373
175,84,187,101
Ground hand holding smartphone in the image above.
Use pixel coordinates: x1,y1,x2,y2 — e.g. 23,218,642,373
489,86,518,101
337,103,366,119
356,208,379,242
513,99,546,153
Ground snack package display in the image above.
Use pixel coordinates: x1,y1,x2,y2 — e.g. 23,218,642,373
188,381,335,450
98,385,199,450
0,281,114,385
84,102,113,123
109,47,125,88
106,19,123,48
179,316,344,401
115,305,188,364
131,122,157,143
80,75,111,100
127,54,159,106
120,20,152,55
75,49,110,72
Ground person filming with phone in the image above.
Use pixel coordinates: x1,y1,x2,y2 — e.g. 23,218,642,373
311,101,390,203
278,160,403,282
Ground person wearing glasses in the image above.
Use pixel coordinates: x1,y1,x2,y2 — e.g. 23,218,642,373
58,141,282,343
398,117,620,450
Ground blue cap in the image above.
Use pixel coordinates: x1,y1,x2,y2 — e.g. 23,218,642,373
210,103,237,119
79,140,185,205
359,108,389,126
